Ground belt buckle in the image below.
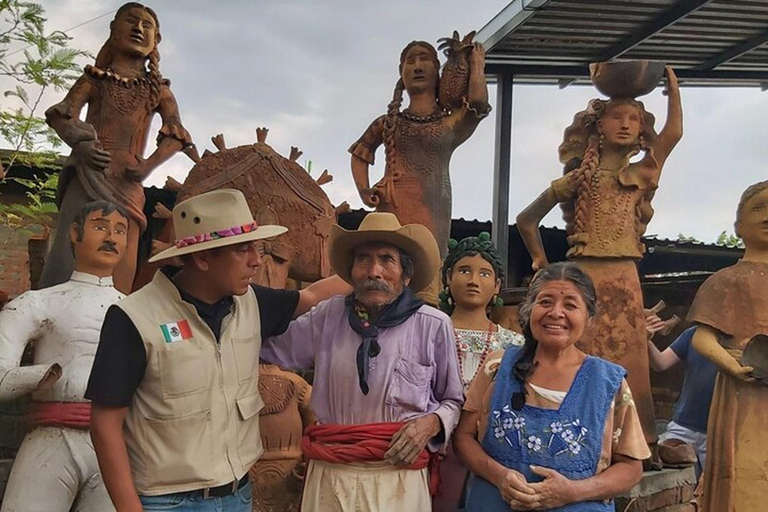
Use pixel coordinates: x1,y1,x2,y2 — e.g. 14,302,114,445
201,479,239,499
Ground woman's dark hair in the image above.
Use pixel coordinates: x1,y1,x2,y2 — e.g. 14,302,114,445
438,232,504,313
512,262,597,396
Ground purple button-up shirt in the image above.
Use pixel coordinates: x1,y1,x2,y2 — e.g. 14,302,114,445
261,296,464,452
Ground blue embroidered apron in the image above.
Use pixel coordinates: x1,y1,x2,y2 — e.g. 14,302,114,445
465,346,626,512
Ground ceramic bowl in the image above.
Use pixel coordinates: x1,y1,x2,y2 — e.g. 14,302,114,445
742,334,768,384
589,60,666,99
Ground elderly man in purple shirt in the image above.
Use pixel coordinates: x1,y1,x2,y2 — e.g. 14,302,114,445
261,212,463,511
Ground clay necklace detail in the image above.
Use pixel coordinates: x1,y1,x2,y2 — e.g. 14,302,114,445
454,320,494,383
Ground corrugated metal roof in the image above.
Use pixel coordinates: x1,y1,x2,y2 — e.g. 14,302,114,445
478,0,768,87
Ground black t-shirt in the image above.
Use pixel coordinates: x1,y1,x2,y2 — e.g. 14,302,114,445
85,281,299,407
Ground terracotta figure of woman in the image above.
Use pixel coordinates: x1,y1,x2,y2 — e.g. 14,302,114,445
41,2,193,293
349,38,490,304
516,67,682,445
689,180,768,512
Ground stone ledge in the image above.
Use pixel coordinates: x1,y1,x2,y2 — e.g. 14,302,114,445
616,467,696,512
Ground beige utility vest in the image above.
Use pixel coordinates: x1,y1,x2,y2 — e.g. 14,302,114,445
118,271,265,496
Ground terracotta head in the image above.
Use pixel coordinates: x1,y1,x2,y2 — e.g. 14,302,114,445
558,98,657,169
439,232,504,314
94,3,163,109
398,41,440,97
735,180,768,249
69,201,129,277
99,3,160,63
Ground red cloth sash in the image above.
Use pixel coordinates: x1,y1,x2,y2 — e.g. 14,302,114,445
302,422,441,495
26,401,91,429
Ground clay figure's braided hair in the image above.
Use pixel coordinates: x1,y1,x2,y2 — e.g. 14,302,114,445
382,41,441,176
439,232,505,314
558,98,657,238
94,2,163,112
513,262,597,400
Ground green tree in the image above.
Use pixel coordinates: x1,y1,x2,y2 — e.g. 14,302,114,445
0,1,88,240
715,230,744,249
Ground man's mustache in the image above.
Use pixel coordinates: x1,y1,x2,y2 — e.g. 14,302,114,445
356,279,392,293
98,242,119,254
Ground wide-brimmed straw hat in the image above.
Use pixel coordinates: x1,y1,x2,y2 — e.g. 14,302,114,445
329,212,439,292
149,189,287,262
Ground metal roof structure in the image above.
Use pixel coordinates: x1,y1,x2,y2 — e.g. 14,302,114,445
478,0,768,88
476,0,768,267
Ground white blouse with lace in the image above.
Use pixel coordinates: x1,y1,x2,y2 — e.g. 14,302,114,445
454,325,524,389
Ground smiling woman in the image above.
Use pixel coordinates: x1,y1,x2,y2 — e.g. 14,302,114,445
454,262,650,512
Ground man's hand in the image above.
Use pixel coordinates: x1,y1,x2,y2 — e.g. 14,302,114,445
35,363,62,391
528,465,576,509
497,468,539,510
384,414,441,466
644,312,665,338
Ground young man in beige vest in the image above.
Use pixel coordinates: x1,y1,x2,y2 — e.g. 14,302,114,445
85,189,349,512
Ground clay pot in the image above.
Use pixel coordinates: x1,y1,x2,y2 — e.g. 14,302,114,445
589,60,665,99
742,334,768,384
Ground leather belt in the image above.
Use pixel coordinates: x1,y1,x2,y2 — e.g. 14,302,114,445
200,474,249,499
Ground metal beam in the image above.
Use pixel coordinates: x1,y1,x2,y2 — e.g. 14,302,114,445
486,63,768,83
476,0,551,52
693,29,768,71
595,0,713,62
492,73,513,283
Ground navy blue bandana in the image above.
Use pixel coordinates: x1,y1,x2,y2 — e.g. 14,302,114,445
345,287,424,395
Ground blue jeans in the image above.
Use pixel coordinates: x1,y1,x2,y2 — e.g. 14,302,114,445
139,481,252,511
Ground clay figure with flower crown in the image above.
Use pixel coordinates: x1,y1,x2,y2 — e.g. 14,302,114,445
516,64,683,447
39,2,194,294
688,180,768,512
434,232,523,511
349,32,490,304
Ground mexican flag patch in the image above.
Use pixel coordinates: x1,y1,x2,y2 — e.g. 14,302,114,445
160,320,193,343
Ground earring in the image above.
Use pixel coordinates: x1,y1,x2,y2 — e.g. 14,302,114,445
637,135,646,151
493,295,504,308
598,133,605,151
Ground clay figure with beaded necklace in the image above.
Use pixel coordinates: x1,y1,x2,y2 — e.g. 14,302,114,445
439,232,524,389
40,2,195,294
433,232,523,512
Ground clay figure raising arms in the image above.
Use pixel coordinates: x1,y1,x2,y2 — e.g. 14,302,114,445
516,67,682,445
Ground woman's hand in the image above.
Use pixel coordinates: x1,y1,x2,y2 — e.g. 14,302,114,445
664,66,679,96
496,469,540,510
73,139,111,171
528,465,576,509
358,187,381,208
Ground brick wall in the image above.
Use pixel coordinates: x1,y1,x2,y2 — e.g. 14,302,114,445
0,227,32,298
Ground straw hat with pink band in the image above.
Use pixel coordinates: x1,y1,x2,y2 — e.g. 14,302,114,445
149,189,287,263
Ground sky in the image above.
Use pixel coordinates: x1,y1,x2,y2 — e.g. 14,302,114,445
5,0,768,243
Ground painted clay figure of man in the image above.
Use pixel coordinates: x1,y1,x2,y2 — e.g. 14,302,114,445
349,38,489,304
261,212,464,512
688,180,768,512
40,2,193,294
0,200,128,511
516,67,682,447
